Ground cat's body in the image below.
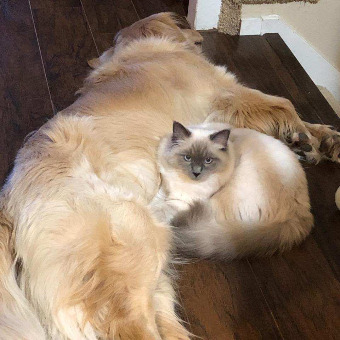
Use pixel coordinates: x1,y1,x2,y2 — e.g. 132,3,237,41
155,122,313,258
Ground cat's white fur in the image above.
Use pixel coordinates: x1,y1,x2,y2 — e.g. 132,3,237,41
155,123,313,258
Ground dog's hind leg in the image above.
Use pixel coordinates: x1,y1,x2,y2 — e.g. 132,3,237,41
0,211,46,340
16,195,173,340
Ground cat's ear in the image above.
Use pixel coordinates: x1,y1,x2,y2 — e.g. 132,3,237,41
172,121,191,144
210,129,230,149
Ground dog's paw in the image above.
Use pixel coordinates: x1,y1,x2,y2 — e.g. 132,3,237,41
303,122,340,163
286,131,321,163
319,127,340,162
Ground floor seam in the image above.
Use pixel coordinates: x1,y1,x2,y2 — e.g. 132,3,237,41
264,35,325,125
260,35,324,125
130,0,141,20
27,0,56,115
247,259,285,340
79,0,100,57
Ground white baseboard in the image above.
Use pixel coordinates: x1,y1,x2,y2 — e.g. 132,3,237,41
240,15,340,102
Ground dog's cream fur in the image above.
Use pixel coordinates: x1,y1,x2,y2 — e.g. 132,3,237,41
0,12,338,339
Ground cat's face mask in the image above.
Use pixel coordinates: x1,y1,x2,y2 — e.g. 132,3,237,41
169,122,230,181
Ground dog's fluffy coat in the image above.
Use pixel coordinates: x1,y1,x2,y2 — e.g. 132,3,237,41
0,12,339,339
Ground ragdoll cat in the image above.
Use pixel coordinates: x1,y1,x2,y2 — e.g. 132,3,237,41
151,121,313,259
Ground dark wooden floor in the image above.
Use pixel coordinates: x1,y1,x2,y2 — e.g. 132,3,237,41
1,0,339,339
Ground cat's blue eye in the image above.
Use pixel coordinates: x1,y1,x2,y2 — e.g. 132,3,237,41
205,157,213,164
184,155,191,162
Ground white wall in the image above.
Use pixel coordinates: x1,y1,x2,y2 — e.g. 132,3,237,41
188,0,222,30
242,0,340,72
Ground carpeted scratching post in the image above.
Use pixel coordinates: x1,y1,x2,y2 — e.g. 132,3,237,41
218,0,319,35
242,0,319,3
218,1,242,36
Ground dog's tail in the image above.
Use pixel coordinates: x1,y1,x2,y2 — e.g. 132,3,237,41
0,210,45,339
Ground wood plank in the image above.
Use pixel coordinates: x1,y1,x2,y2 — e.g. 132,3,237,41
249,239,340,339
176,261,281,340
201,32,283,93
0,0,53,184
132,0,186,19
112,0,141,28
81,0,139,54
29,0,81,9
201,32,297,102
200,32,324,124
256,35,325,124
30,0,98,111
264,33,339,127
305,162,340,280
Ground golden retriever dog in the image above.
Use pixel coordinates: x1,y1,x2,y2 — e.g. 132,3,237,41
0,12,339,339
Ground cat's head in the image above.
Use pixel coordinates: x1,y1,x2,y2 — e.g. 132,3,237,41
162,121,231,181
